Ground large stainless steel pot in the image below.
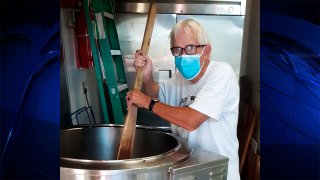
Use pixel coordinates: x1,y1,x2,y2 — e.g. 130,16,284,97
60,125,228,180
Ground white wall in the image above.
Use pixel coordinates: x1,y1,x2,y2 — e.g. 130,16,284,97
61,8,103,125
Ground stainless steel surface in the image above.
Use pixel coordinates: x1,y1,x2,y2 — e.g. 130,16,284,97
170,150,228,180
60,125,228,180
115,0,246,15
60,125,191,179
61,125,179,161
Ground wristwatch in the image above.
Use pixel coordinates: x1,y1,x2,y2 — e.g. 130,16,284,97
148,98,159,112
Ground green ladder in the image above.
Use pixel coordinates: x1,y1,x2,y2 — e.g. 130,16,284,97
82,0,128,124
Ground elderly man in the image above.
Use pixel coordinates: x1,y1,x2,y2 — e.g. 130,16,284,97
126,19,240,180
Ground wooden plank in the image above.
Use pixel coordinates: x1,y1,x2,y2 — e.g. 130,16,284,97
117,3,157,160
238,101,259,173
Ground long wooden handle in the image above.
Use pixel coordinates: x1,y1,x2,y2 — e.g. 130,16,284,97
117,3,157,160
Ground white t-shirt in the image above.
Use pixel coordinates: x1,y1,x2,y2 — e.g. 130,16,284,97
158,61,240,180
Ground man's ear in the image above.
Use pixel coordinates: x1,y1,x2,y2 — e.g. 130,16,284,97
204,44,212,57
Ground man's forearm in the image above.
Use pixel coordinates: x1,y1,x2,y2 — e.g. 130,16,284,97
152,102,207,131
143,75,159,98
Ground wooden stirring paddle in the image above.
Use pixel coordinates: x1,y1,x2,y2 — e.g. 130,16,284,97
117,3,157,160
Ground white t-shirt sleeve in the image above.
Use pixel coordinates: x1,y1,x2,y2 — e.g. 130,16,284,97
158,75,179,106
158,76,175,104
158,81,166,103
189,64,235,121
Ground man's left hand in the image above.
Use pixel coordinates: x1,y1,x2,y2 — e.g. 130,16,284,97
126,89,152,110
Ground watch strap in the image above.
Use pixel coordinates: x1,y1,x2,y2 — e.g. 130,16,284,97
148,99,159,112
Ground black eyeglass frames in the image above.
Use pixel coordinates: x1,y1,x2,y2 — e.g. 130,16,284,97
170,45,206,56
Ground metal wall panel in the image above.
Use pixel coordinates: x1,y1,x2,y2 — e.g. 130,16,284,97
115,13,177,89
115,2,242,15
114,0,246,15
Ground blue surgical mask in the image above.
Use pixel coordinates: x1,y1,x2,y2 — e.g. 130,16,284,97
174,49,205,80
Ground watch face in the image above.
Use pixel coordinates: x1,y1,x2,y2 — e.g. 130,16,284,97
149,99,159,112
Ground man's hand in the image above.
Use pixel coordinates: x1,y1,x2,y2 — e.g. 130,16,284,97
126,89,152,110
134,50,153,78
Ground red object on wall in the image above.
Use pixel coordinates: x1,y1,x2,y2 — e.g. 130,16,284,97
61,0,79,8
74,7,94,69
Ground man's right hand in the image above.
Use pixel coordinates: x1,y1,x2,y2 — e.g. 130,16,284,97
134,50,153,78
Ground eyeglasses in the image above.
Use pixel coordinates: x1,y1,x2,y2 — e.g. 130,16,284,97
170,45,206,57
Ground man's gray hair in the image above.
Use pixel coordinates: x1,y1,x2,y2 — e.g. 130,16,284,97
169,19,210,46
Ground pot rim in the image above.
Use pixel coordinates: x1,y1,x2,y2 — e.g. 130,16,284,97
60,124,193,172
